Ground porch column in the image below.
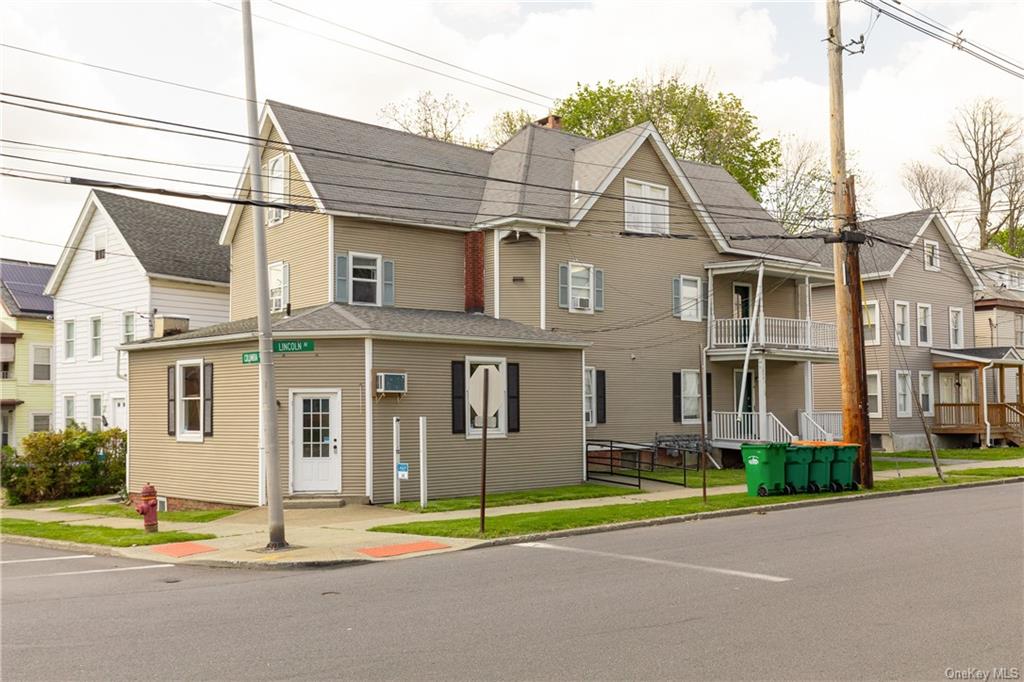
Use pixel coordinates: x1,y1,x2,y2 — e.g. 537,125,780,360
757,356,768,439
980,364,990,448
999,365,1006,404
1019,365,1024,407
804,361,813,416
804,275,811,348
707,269,715,348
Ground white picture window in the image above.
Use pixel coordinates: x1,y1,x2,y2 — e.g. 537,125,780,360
122,312,135,344
569,262,594,312
64,395,76,427
64,320,75,359
90,395,103,432
919,371,934,417
584,366,596,427
30,344,52,382
895,371,912,418
90,316,102,359
894,301,910,346
31,413,52,432
949,307,964,349
679,276,701,322
350,253,382,306
680,369,701,424
176,360,204,442
265,154,286,226
466,357,507,438
93,231,107,261
917,304,932,347
268,261,289,313
863,300,879,346
923,239,940,271
866,371,882,419
624,179,669,234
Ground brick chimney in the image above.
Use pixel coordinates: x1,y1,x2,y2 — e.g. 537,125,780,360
464,231,484,313
154,315,190,338
534,114,562,130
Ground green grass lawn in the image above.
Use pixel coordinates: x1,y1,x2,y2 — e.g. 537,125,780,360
637,467,747,488
885,447,1023,461
5,495,113,510
370,467,1024,540
0,518,215,547
388,483,633,513
59,504,237,523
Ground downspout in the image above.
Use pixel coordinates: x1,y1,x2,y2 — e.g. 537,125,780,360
981,361,993,447
736,261,765,435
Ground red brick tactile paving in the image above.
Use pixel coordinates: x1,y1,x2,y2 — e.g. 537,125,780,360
357,540,450,558
150,542,218,558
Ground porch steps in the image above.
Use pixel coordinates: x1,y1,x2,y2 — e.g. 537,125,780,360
283,494,353,509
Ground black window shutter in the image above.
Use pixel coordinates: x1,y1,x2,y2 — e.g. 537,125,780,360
705,372,712,422
203,362,214,437
507,363,520,433
451,361,466,434
596,370,606,424
672,371,682,423
167,365,176,436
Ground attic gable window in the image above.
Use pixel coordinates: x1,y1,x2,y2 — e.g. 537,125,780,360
264,153,287,226
93,231,107,261
923,239,940,271
624,179,669,234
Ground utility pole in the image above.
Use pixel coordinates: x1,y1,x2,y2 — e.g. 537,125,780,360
826,0,872,488
241,0,286,548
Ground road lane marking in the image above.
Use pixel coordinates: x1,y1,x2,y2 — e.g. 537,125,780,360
0,554,95,564
9,564,175,580
516,542,790,583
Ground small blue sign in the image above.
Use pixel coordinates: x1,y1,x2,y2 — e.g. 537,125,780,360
396,462,410,481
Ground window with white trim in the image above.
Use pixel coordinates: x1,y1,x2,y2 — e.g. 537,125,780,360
64,395,76,427
93,231,107,261
1016,314,1024,346
90,316,102,359
923,239,940,271
466,357,506,437
569,262,594,312
350,253,382,305
866,371,882,418
917,303,932,346
680,369,701,424
90,395,103,432
268,261,289,312
64,320,75,359
894,301,910,346
624,179,669,234
31,344,51,382
863,300,879,346
919,371,934,417
176,360,204,441
948,307,964,349
679,276,701,321
32,413,51,432
265,154,287,226
122,312,135,344
895,370,912,418
584,366,596,427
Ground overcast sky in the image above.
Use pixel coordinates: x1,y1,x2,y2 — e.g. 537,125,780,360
1,0,1022,264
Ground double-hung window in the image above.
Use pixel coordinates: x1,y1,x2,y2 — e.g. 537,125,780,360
677,276,702,321
923,239,940,271
64,395,76,427
919,371,934,417
917,303,932,347
895,371,912,418
176,360,204,442
122,312,135,344
32,413,51,432
680,369,701,424
949,307,964,349
863,300,880,346
569,262,594,313
350,253,382,305
90,395,103,432
624,179,669,234
466,357,507,437
584,367,596,427
64,320,75,359
1016,314,1024,346
90,316,102,359
93,231,107,261
265,154,287,226
894,301,910,346
866,371,881,418
31,345,51,382
268,262,289,313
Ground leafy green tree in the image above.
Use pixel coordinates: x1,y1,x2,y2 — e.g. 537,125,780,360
552,76,780,199
486,109,534,147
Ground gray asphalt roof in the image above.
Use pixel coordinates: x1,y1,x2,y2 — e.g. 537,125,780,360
94,191,229,283
969,248,1024,302
933,347,1022,363
0,259,54,317
127,303,586,348
811,209,936,274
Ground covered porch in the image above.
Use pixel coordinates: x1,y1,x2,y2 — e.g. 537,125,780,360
931,348,1024,446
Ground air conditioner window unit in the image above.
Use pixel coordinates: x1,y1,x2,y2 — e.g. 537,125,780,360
572,296,591,310
376,372,408,394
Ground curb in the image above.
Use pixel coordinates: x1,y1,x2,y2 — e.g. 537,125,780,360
0,534,131,558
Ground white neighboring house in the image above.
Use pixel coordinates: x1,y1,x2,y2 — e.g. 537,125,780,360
45,190,230,431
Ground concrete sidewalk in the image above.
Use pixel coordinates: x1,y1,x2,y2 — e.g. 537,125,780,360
2,457,1019,568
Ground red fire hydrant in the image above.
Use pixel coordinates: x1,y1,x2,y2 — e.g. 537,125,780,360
135,483,159,533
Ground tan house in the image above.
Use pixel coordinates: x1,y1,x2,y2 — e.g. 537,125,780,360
125,100,843,507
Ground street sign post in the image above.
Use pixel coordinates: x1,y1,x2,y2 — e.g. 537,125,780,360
468,364,502,534
273,339,315,353
242,351,260,365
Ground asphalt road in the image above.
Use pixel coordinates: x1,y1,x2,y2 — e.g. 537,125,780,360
3,484,1022,681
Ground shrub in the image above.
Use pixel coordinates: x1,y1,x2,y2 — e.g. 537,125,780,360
0,426,126,504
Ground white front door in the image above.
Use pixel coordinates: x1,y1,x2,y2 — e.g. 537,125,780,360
110,397,127,430
291,391,341,493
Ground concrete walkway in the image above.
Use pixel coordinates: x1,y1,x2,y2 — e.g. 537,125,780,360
2,458,1019,567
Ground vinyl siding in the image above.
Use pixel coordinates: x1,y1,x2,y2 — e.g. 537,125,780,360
709,360,809,436
230,126,327,321
0,315,54,447
713,272,802,320
494,233,541,327
333,219,465,311
370,340,583,503
149,279,229,330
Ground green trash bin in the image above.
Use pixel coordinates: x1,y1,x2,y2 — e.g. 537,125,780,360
783,444,815,494
804,442,835,493
830,443,860,491
741,442,787,497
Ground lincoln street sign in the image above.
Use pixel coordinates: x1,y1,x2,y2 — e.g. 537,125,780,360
273,339,315,353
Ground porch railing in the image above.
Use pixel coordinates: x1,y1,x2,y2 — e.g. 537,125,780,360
711,317,837,351
711,411,795,443
801,410,842,441
767,413,796,442
935,402,982,428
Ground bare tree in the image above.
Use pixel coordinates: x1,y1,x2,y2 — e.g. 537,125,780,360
939,98,1024,249
379,91,473,144
762,137,834,233
486,109,534,147
991,154,1024,255
901,161,967,212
